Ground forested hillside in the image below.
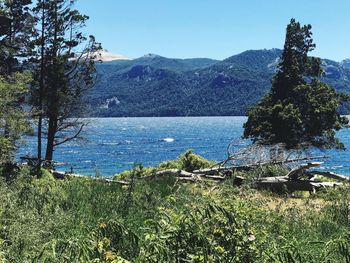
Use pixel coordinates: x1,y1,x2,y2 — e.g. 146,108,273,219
86,49,350,116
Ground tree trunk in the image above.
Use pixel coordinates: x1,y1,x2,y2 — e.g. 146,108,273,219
37,5,46,170
45,117,57,162
45,3,59,163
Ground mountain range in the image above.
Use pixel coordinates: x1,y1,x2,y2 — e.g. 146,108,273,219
85,49,350,117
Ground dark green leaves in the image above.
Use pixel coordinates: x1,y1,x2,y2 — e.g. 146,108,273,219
244,19,349,149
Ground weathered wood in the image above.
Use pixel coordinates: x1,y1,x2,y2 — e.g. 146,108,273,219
216,155,329,167
50,155,348,193
286,162,323,180
142,169,197,180
143,169,226,182
52,170,129,185
256,179,342,192
257,176,289,182
192,167,230,175
201,175,226,181
255,162,344,193
199,156,329,175
308,171,350,183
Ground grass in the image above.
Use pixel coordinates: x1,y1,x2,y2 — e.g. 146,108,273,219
0,152,350,262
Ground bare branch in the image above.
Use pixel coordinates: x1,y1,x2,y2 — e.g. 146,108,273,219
54,123,85,147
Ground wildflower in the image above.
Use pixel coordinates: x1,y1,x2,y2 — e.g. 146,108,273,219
99,223,107,229
105,250,115,260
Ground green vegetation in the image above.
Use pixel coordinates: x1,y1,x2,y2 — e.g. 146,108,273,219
1,160,350,262
115,150,215,180
244,19,349,149
1,2,350,261
30,0,101,162
0,0,33,166
0,73,31,165
86,48,350,117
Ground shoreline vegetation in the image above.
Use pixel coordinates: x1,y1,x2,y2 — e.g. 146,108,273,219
1,150,350,262
0,0,349,261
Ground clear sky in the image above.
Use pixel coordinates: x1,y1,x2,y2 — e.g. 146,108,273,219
76,0,350,61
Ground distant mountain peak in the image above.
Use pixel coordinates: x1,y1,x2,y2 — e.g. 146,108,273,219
142,53,163,59
95,50,130,62
88,48,350,117
341,59,350,69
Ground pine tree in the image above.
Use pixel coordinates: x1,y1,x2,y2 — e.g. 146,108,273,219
0,0,33,75
0,73,31,165
243,19,349,149
0,0,33,165
31,0,101,163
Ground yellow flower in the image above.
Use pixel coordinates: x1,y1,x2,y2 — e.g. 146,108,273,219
215,245,225,254
105,250,115,260
99,223,107,229
102,237,111,247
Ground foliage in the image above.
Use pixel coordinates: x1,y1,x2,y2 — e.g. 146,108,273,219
160,149,215,172
84,48,350,117
0,73,31,164
0,0,33,165
243,19,349,149
31,0,101,161
0,0,34,75
1,164,350,262
114,150,215,180
179,149,215,171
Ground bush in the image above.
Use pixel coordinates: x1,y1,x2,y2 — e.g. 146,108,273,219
1,165,350,262
114,150,215,180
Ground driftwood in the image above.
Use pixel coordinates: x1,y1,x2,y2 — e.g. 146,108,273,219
52,170,130,185
194,156,329,176
255,162,345,193
256,178,342,193
49,154,347,194
142,169,198,180
309,171,350,183
143,169,227,183
286,162,323,180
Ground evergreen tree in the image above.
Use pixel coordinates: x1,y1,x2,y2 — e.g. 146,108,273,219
0,0,33,165
0,73,31,165
31,0,101,162
0,0,33,74
243,19,349,149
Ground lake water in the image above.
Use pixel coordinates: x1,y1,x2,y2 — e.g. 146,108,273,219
18,117,350,177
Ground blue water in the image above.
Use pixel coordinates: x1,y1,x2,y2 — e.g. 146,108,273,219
18,117,350,177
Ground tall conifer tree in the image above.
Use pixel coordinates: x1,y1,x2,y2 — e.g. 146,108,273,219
32,0,101,162
243,19,349,149
0,0,33,165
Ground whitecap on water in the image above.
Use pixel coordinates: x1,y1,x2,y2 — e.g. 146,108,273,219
162,137,175,143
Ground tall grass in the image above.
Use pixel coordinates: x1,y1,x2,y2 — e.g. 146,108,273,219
0,162,350,262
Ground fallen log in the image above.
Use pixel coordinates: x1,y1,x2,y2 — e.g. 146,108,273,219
177,177,199,183
142,169,201,180
287,162,323,180
52,170,130,185
201,175,226,181
195,156,329,176
256,179,342,192
255,162,346,193
192,167,231,175
308,171,350,183
215,155,329,168
143,169,226,182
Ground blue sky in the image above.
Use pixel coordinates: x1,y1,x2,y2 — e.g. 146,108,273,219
76,0,350,61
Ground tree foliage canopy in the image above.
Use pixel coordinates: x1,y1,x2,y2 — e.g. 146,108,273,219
0,73,31,164
0,0,33,164
31,0,101,161
243,19,349,149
